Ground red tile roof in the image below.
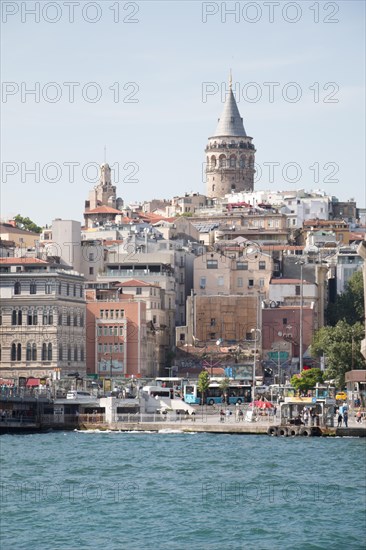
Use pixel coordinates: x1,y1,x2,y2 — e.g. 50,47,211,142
85,206,121,214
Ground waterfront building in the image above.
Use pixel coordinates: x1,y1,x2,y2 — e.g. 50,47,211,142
0,257,86,379
85,287,148,378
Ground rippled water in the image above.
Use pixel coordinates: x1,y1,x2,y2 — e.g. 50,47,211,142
1,431,365,550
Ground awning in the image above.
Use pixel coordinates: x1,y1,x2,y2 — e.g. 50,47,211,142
26,378,40,387
0,379,14,386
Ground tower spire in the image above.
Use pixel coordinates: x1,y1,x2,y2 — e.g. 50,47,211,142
229,68,232,90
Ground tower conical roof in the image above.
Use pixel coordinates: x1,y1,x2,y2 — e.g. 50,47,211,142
212,87,247,138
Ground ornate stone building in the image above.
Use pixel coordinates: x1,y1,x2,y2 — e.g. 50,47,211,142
206,78,256,199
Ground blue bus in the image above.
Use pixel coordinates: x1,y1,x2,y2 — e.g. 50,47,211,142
184,383,251,405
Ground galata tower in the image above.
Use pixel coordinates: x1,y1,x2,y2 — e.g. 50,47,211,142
205,76,256,198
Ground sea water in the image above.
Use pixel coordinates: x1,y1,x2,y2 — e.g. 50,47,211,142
0,431,365,550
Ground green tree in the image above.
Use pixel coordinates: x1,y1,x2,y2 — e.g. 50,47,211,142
14,214,42,234
219,377,230,404
326,271,364,326
290,368,324,393
311,320,365,387
197,370,210,406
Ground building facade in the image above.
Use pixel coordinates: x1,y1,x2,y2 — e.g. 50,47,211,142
0,258,86,380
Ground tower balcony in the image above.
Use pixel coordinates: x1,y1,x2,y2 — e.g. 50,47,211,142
205,142,255,152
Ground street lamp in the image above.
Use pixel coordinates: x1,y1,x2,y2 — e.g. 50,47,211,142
251,328,261,404
296,261,305,373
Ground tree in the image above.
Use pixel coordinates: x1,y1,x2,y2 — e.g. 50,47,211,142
311,320,365,387
219,377,230,404
290,368,323,393
326,271,364,326
14,214,42,234
197,370,210,406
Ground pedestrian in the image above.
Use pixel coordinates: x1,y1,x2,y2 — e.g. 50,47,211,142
220,409,225,423
303,409,309,426
343,410,348,428
356,409,362,423
225,408,231,422
238,409,243,421
235,406,240,422
337,412,343,427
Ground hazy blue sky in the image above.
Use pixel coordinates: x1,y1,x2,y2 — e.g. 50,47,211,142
1,0,365,226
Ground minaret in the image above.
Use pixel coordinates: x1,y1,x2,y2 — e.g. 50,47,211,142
205,74,256,198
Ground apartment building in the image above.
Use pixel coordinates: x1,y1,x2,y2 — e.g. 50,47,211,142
0,257,86,379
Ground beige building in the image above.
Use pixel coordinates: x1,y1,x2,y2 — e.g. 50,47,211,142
0,257,86,380
0,223,40,248
193,248,273,298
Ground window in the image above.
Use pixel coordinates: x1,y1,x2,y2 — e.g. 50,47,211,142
27,311,37,325
30,282,37,295
110,310,114,319
66,284,70,296
58,313,63,325
42,343,47,361
98,343,102,353
103,327,108,336
207,259,218,269
80,286,83,298
74,346,78,361
237,277,243,288
11,343,21,361
200,277,206,289
58,283,62,294
248,279,254,287
80,346,84,362
295,285,300,296
80,314,84,327
12,310,17,325
237,261,248,270
73,285,76,297
136,287,142,295
59,345,63,360
259,279,264,288
74,315,78,326
48,343,52,361
67,314,71,326
100,310,104,319
45,282,52,294
119,327,124,336
259,261,266,270
210,318,216,327
217,276,224,286
26,343,32,361
120,310,124,318
89,253,94,261
119,343,124,353
89,267,94,275
67,347,71,361
14,282,21,295
283,318,288,325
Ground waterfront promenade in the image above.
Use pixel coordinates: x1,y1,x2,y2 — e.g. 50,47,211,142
78,411,366,437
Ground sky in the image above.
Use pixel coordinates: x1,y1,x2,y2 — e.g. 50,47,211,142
1,0,365,226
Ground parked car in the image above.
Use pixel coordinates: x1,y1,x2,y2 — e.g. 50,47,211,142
335,391,347,401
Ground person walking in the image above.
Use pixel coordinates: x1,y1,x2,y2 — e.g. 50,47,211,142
343,410,348,428
337,411,343,427
220,409,225,423
356,409,362,423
